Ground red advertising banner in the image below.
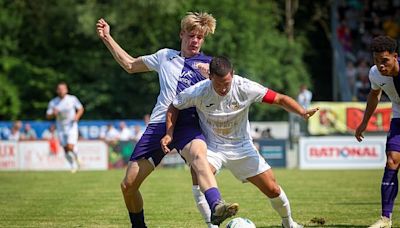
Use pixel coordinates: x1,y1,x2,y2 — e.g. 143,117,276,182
309,102,392,135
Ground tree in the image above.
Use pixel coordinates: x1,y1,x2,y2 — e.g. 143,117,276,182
1,0,312,121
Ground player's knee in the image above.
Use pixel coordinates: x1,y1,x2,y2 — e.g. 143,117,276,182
386,159,400,169
121,178,138,193
272,185,281,196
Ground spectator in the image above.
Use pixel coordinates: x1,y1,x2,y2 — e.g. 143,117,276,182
42,124,60,155
345,61,358,98
251,127,261,140
0,126,11,140
21,123,37,140
42,124,58,140
118,121,132,141
7,121,22,141
132,125,144,143
261,128,274,139
297,84,313,109
355,75,371,101
100,123,120,143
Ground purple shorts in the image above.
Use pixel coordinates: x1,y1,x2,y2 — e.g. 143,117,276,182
386,118,400,152
130,109,205,166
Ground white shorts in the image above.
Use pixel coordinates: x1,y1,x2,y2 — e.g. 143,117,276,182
206,142,271,182
58,125,78,147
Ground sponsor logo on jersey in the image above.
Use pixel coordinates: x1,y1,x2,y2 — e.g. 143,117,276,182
229,101,240,110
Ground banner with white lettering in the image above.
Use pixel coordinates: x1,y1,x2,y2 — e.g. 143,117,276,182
0,140,108,171
299,136,386,169
0,141,18,170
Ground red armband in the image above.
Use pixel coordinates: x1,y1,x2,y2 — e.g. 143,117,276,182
262,89,277,104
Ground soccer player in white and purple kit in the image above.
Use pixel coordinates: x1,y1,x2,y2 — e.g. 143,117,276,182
46,82,84,173
162,56,319,228
356,36,400,228
97,13,237,228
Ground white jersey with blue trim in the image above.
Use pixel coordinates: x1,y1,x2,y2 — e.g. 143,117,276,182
369,65,400,118
173,75,269,153
141,48,211,124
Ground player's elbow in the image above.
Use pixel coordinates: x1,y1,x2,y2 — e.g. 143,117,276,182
123,64,135,74
272,93,286,105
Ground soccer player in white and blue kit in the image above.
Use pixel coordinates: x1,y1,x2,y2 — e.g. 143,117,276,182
162,56,319,228
46,82,84,173
355,36,400,228
97,13,237,227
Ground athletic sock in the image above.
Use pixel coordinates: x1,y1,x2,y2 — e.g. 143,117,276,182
129,210,147,228
381,167,398,218
65,151,74,166
269,186,294,227
192,185,213,226
204,187,221,213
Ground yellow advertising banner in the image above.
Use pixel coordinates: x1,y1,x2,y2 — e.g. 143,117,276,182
308,102,392,135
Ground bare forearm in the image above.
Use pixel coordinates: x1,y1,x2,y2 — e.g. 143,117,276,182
75,108,84,121
101,34,139,73
166,105,179,136
46,114,55,120
361,92,380,125
276,95,306,116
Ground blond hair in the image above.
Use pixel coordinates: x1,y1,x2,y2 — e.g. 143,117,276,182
181,12,216,36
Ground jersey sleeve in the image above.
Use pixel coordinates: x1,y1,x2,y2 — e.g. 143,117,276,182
369,67,380,90
241,77,268,103
141,49,166,72
172,86,199,110
46,100,54,115
73,96,83,110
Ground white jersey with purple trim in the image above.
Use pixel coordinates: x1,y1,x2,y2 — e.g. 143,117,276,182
46,94,83,131
369,65,400,118
173,75,269,155
141,48,211,124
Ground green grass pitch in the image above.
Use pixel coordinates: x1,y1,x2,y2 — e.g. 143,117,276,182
0,168,398,227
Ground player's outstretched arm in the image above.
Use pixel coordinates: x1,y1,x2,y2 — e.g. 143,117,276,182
355,89,381,142
96,18,149,74
272,93,319,120
160,104,180,154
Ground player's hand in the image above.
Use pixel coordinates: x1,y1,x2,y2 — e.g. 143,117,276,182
302,107,319,120
96,18,110,40
160,134,173,154
196,63,210,78
53,108,59,116
355,122,367,142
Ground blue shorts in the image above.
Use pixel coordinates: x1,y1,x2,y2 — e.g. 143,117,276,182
386,118,400,152
130,109,205,167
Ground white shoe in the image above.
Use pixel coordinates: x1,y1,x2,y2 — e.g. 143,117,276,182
369,216,392,228
282,221,303,228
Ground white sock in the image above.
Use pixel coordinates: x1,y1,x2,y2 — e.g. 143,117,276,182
192,185,217,228
65,152,75,168
269,186,294,227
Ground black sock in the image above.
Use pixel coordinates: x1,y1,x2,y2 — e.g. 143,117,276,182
129,210,147,228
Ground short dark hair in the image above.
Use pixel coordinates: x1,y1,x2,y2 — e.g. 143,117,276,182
210,56,233,77
370,36,397,53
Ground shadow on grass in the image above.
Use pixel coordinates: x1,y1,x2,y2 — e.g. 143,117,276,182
257,225,368,228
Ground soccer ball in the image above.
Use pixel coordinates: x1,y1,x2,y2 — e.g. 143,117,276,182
226,217,256,228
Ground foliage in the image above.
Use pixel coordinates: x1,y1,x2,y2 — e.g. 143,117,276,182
0,0,312,121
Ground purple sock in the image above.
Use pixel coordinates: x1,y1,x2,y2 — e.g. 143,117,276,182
381,167,398,218
129,210,147,228
204,187,222,212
